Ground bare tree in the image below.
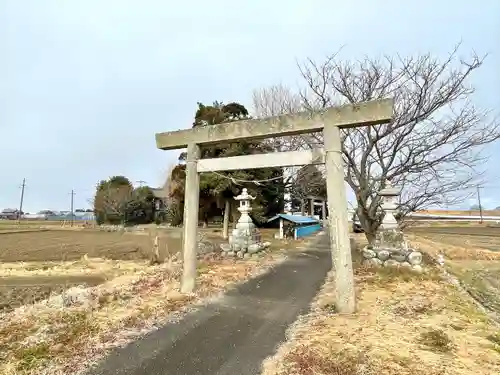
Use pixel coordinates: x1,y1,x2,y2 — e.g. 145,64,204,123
290,165,326,201
252,83,322,152
300,45,500,241
96,185,135,226
251,84,326,206
252,83,302,118
255,45,500,242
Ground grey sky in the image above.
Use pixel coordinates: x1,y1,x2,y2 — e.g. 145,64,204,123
1,0,499,212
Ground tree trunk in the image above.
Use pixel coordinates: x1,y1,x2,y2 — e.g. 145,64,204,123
231,206,239,226
356,200,379,244
202,211,208,228
223,199,230,239
364,230,376,244
359,214,379,244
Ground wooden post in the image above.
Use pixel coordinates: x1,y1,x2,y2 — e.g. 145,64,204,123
279,218,284,239
301,199,305,216
309,199,314,217
323,125,356,313
222,199,230,239
181,143,201,293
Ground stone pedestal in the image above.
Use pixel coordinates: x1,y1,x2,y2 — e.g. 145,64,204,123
220,188,270,258
363,229,423,272
362,181,423,272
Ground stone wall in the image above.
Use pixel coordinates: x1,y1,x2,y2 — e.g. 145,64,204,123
361,229,424,272
362,246,423,272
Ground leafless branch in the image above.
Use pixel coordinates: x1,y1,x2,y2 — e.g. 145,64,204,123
298,44,499,240
254,44,500,242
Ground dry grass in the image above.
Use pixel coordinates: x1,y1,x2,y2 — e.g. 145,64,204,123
0,236,293,375
405,221,487,228
411,234,500,321
408,234,500,261
261,237,500,375
418,209,500,216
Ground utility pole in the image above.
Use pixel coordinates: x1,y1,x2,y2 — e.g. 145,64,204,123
70,189,76,227
477,186,483,224
18,178,26,222
136,180,147,187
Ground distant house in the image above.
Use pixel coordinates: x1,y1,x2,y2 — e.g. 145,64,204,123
150,188,168,210
0,208,21,220
38,210,56,216
267,214,322,239
150,187,172,222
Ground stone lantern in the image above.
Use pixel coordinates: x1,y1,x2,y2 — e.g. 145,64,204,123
234,188,257,235
361,180,424,272
379,180,401,230
220,188,270,258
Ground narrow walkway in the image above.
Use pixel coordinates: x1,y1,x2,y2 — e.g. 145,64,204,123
88,232,332,375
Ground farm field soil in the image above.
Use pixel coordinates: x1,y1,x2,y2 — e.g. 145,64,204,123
0,230,176,262
0,227,278,263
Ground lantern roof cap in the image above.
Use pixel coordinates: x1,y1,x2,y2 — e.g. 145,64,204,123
234,188,255,201
379,180,401,197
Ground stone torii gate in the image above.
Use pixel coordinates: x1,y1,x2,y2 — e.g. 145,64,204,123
302,195,327,218
155,99,394,313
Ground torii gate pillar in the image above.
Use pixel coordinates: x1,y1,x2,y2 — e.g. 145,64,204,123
324,125,355,312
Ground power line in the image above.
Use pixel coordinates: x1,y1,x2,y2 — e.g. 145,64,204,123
70,189,76,227
477,186,483,224
18,178,26,222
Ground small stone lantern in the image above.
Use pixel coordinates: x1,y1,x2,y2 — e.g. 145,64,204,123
235,188,256,232
220,188,270,257
361,180,424,272
379,180,401,230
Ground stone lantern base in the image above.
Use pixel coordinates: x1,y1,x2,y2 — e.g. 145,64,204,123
220,226,271,258
219,213,271,257
362,229,424,272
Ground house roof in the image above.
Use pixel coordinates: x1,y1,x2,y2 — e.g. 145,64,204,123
267,214,320,225
150,188,168,199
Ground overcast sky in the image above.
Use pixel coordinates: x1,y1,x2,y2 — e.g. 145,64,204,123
1,0,499,212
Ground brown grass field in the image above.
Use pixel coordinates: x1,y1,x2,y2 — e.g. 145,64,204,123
0,227,281,315
0,224,303,374
262,227,500,375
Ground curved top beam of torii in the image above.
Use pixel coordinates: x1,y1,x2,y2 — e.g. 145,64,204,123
155,98,394,151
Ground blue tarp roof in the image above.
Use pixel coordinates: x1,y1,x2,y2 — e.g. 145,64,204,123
267,214,320,224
